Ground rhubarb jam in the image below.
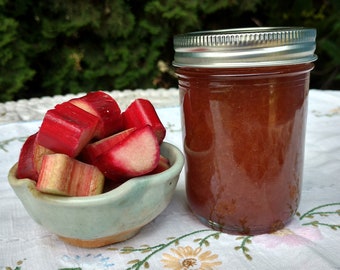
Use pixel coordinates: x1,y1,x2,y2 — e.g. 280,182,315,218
173,28,317,235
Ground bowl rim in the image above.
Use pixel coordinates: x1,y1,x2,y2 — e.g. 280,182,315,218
8,141,184,206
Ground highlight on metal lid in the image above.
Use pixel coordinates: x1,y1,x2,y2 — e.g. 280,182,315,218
173,27,317,67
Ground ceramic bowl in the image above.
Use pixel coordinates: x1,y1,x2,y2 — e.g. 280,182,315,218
8,142,184,248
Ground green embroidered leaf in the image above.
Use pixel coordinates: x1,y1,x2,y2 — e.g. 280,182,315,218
245,254,253,261
123,246,134,250
311,221,319,227
121,247,135,254
0,137,27,152
214,233,220,240
144,261,150,268
106,247,118,251
330,225,338,231
235,236,244,240
141,247,152,253
128,259,140,265
58,268,82,270
202,240,210,247
194,238,202,242
234,246,241,251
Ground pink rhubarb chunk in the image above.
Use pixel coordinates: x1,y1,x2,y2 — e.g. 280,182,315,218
36,153,104,196
123,98,166,144
80,127,136,164
95,125,160,181
36,102,99,157
147,155,170,175
16,133,54,181
69,91,123,139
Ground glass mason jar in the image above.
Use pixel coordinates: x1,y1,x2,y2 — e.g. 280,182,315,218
173,27,317,235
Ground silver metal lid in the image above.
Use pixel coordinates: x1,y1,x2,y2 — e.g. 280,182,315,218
173,27,317,67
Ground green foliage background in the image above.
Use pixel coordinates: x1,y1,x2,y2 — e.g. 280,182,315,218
1,0,339,102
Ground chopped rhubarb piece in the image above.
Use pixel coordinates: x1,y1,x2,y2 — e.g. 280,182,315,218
16,134,37,180
36,102,99,157
36,154,104,196
80,127,136,163
123,98,166,144
95,125,160,181
16,133,54,181
147,155,170,175
69,91,123,138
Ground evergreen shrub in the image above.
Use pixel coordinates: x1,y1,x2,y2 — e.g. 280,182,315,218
0,0,339,101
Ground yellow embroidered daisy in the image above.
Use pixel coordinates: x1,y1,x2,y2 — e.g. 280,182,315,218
161,246,222,270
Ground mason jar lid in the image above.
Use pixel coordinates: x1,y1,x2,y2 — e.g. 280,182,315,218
173,27,317,67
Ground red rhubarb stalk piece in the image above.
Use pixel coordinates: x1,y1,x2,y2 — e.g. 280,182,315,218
95,125,160,181
69,91,123,139
16,133,54,181
36,102,99,157
36,154,104,196
80,127,136,164
122,98,166,144
147,155,170,175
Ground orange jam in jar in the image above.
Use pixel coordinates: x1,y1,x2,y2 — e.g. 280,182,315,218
173,27,317,235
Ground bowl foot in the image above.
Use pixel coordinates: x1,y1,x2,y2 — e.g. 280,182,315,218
58,227,142,248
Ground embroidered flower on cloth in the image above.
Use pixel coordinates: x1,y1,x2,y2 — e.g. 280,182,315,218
161,246,222,270
253,220,322,248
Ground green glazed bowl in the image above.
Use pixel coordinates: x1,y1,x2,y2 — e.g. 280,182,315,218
8,142,184,248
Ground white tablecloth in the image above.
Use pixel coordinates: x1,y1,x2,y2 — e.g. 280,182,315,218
1,89,340,270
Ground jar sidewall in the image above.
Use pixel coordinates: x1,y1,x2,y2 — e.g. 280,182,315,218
178,63,310,235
